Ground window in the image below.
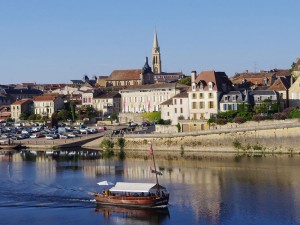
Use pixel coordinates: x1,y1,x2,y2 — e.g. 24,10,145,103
224,96,228,101
199,93,204,99
208,82,213,90
223,104,227,110
180,108,183,113
192,93,196,99
209,101,214,108
192,102,197,109
209,93,213,98
167,112,170,116
175,108,177,113
174,99,177,105
199,102,204,109
180,99,182,104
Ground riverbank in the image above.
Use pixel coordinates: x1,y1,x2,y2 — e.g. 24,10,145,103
83,121,300,155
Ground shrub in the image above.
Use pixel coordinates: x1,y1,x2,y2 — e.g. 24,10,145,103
272,113,287,120
100,139,114,149
233,139,242,149
233,116,246,124
117,138,125,150
215,118,227,125
252,114,266,121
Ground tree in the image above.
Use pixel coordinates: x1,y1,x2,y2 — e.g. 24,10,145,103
56,109,72,121
70,101,76,121
178,77,191,86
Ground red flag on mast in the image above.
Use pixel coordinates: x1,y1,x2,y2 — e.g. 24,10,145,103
149,144,153,156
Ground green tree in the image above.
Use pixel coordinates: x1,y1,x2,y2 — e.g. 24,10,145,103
178,77,191,86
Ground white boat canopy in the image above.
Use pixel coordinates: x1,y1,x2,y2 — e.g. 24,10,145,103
109,182,166,193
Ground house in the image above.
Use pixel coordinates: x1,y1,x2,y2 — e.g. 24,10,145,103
92,92,121,117
120,83,188,113
2,88,43,102
248,90,279,111
105,57,154,87
219,91,245,112
268,76,291,109
188,70,233,120
153,72,186,84
97,76,109,87
288,75,300,107
33,95,64,118
160,91,189,125
292,58,300,78
0,94,11,106
11,99,33,121
0,105,11,122
231,69,290,90
69,75,98,87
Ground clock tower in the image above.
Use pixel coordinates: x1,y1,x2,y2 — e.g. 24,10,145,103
152,31,161,74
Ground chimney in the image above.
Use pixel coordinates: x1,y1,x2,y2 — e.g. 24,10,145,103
191,71,197,83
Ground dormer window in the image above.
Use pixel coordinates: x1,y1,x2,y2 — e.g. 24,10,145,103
192,83,196,91
200,82,204,90
232,96,236,101
208,82,213,90
224,96,228,102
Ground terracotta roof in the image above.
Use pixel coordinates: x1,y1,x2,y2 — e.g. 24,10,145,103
189,70,232,92
106,69,142,81
268,76,291,91
11,99,33,105
33,95,58,101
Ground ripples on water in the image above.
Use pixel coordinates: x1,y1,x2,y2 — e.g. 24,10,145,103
1,150,300,225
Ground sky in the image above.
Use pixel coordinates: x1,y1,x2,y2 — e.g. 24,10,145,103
0,0,299,84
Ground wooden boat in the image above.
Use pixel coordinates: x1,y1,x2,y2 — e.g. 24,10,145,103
94,145,169,208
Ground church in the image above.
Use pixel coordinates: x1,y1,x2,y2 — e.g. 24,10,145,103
102,32,185,87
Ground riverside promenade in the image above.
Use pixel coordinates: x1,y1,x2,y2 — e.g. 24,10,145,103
11,132,106,150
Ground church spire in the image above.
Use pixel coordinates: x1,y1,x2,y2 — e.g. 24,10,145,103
152,31,162,74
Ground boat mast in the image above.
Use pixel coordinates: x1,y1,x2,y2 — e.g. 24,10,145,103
150,144,159,185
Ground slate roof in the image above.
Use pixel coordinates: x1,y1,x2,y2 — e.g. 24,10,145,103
94,92,121,99
121,83,188,91
4,88,43,95
220,91,244,103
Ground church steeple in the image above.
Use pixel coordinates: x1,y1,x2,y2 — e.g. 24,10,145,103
152,31,161,74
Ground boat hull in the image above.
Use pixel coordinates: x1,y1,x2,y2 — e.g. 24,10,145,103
94,194,169,208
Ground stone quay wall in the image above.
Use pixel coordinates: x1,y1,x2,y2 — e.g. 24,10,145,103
121,120,300,154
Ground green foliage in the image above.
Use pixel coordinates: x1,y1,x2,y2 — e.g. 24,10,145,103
27,113,42,121
252,144,262,151
178,77,191,86
19,111,31,120
56,109,72,121
117,138,125,150
215,118,227,125
232,116,246,124
78,105,97,119
289,108,300,118
141,111,161,122
6,117,13,122
176,123,181,132
70,101,76,121
100,139,114,149
233,139,242,149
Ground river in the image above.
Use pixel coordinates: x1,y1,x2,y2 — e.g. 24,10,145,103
0,150,300,225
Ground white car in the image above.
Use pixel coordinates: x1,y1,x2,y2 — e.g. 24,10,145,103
59,134,68,139
67,133,77,138
45,134,58,140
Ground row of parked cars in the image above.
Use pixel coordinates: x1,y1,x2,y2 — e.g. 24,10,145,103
0,124,107,141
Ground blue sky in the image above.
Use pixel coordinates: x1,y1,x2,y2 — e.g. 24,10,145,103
0,0,299,84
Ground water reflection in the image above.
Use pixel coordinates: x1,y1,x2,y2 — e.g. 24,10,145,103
1,150,300,224
95,205,170,225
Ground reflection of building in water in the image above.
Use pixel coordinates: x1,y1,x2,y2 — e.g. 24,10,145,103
35,155,56,184
121,159,221,224
81,159,117,177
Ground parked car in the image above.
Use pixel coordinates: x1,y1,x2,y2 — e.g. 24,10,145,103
67,133,77,138
97,126,107,131
30,133,44,138
45,134,58,140
142,121,150,127
87,128,98,134
80,128,88,134
59,134,68,139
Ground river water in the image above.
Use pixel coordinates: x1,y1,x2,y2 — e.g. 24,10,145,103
0,150,300,225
